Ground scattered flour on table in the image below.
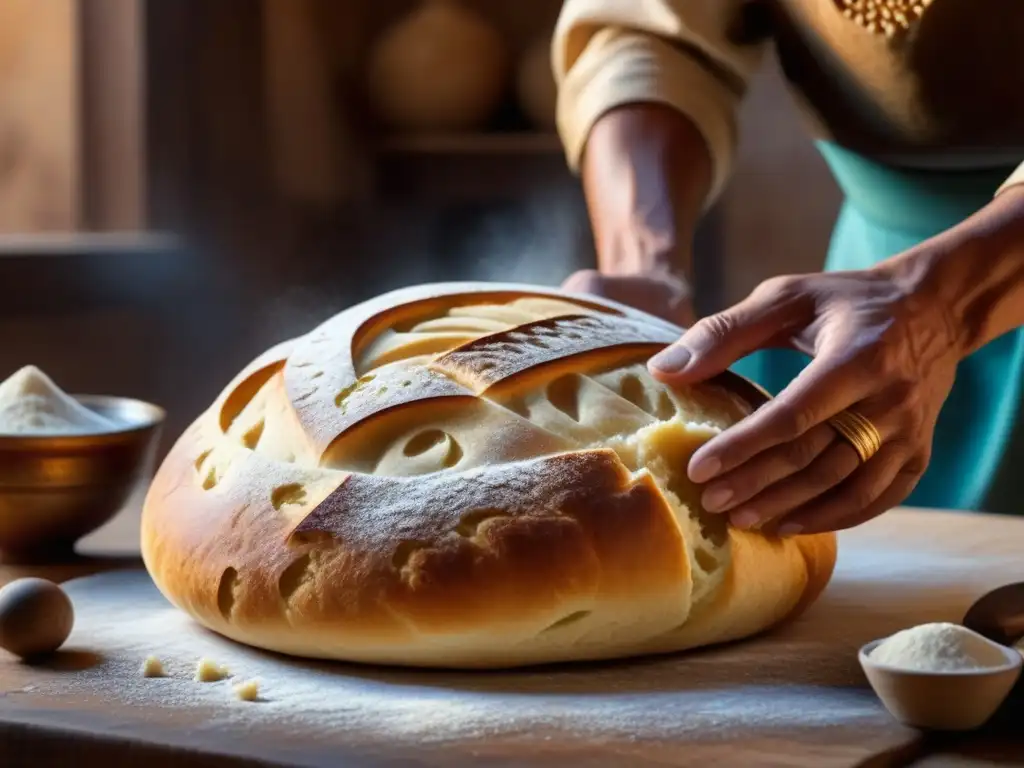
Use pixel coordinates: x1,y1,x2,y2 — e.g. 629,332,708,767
18,602,885,750
869,622,1008,672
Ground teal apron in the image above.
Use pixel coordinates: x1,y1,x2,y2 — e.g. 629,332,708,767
730,142,1024,515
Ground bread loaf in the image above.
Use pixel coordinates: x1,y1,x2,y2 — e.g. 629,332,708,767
141,283,836,669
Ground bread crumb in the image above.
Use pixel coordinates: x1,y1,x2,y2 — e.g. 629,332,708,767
140,655,165,678
194,657,229,682
233,679,260,701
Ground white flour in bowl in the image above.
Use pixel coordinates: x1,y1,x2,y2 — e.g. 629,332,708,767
869,622,1008,672
0,366,116,436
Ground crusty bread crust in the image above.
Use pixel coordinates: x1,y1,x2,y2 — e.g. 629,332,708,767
141,282,836,668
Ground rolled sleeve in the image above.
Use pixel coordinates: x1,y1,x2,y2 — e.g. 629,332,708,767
553,0,766,205
996,162,1024,197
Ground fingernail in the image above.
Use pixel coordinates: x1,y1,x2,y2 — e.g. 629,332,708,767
730,509,760,529
688,456,721,484
777,523,803,537
649,345,692,374
702,486,734,512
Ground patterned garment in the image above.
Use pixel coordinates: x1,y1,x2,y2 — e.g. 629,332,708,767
553,0,1024,513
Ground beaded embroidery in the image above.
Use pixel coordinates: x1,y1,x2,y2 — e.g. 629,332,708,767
834,0,935,37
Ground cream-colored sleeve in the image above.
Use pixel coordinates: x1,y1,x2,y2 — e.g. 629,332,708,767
996,162,1024,196
553,0,768,205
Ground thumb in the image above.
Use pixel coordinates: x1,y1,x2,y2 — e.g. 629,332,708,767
647,289,801,383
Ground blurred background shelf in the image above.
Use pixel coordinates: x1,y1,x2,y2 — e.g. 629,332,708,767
375,132,562,156
0,232,179,258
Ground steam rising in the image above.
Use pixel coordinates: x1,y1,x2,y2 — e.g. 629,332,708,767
458,185,590,286
260,185,592,344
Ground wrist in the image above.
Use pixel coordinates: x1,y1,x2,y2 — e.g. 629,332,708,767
886,186,1024,358
582,103,709,283
595,228,692,280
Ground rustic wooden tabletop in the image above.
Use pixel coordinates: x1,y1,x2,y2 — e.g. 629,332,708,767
0,503,1022,768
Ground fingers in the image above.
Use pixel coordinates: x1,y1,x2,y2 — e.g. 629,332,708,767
701,422,837,513
770,451,923,535
694,384,936,536
723,439,864,530
700,401,919,535
685,351,877,483
648,275,809,383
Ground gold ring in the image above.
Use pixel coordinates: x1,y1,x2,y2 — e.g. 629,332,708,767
828,409,882,463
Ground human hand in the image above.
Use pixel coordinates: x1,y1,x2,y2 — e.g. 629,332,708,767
646,265,963,536
562,269,697,327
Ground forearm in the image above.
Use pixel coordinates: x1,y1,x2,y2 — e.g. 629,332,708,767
554,0,766,281
891,184,1024,357
581,103,713,281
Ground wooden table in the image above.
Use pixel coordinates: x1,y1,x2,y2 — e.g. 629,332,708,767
0,505,1022,768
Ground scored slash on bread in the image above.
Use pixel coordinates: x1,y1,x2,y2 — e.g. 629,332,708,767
141,282,836,669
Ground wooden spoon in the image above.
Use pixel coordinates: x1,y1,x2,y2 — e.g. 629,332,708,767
962,582,1024,647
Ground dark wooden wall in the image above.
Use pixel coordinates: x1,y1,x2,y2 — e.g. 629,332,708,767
0,0,840,469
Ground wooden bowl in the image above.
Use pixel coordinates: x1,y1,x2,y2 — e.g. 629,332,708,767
0,395,164,563
859,637,1022,731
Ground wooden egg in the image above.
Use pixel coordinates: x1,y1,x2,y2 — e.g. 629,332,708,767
0,577,74,659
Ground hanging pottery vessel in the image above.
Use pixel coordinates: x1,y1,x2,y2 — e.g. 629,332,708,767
366,0,507,132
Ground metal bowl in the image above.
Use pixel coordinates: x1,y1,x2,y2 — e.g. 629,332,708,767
0,395,165,562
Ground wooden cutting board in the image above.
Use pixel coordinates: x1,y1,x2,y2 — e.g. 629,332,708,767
0,509,1022,767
